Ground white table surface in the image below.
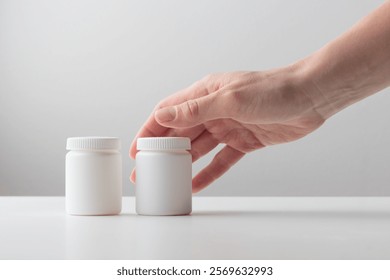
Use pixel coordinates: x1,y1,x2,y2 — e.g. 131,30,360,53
0,197,389,260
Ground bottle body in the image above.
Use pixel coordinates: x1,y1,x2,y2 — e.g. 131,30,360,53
66,150,122,215
136,150,192,215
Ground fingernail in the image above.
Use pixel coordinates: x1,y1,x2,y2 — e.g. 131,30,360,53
155,107,176,122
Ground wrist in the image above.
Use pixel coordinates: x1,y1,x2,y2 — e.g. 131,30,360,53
276,60,329,122
290,55,348,120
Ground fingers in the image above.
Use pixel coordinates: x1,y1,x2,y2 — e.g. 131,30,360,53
190,130,220,162
156,79,211,108
192,145,245,193
129,122,206,159
129,79,213,159
129,112,169,159
155,92,230,128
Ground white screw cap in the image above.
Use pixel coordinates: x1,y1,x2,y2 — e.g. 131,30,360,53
66,137,121,150
137,137,191,151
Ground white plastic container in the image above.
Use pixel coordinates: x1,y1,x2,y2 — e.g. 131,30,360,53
66,137,122,215
136,137,192,216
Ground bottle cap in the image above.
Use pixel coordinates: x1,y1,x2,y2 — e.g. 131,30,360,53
66,137,121,150
137,137,191,151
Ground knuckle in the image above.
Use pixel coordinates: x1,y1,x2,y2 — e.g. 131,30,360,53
211,154,231,176
202,73,222,92
221,89,243,117
182,99,200,120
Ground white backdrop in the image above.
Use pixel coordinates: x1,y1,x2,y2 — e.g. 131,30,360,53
1,0,389,196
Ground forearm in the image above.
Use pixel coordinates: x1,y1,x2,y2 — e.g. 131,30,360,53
298,1,390,119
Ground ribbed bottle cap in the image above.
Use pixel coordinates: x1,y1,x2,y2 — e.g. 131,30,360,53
66,137,121,150
137,137,191,151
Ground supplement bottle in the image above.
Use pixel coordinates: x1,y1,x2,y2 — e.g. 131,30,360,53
136,137,192,216
66,137,122,215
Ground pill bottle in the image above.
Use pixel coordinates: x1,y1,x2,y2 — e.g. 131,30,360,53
66,137,122,215
136,137,192,216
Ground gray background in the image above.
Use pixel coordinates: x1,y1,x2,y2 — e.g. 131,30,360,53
1,0,389,196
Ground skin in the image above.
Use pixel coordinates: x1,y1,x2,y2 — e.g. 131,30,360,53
130,1,390,193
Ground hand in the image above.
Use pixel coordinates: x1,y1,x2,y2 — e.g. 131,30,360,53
130,66,325,193
130,1,390,193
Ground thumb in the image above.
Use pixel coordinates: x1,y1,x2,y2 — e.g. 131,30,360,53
155,93,227,128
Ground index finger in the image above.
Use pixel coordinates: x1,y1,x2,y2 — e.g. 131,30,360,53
129,79,211,159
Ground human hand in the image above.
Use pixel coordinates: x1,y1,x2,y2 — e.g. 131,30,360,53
129,66,325,193
129,1,390,193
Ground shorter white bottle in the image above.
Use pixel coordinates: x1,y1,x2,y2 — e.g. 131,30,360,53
66,137,122,215
136,137,192,216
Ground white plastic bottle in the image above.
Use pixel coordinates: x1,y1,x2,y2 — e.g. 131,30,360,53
66,137,122,215
136,137,192,216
